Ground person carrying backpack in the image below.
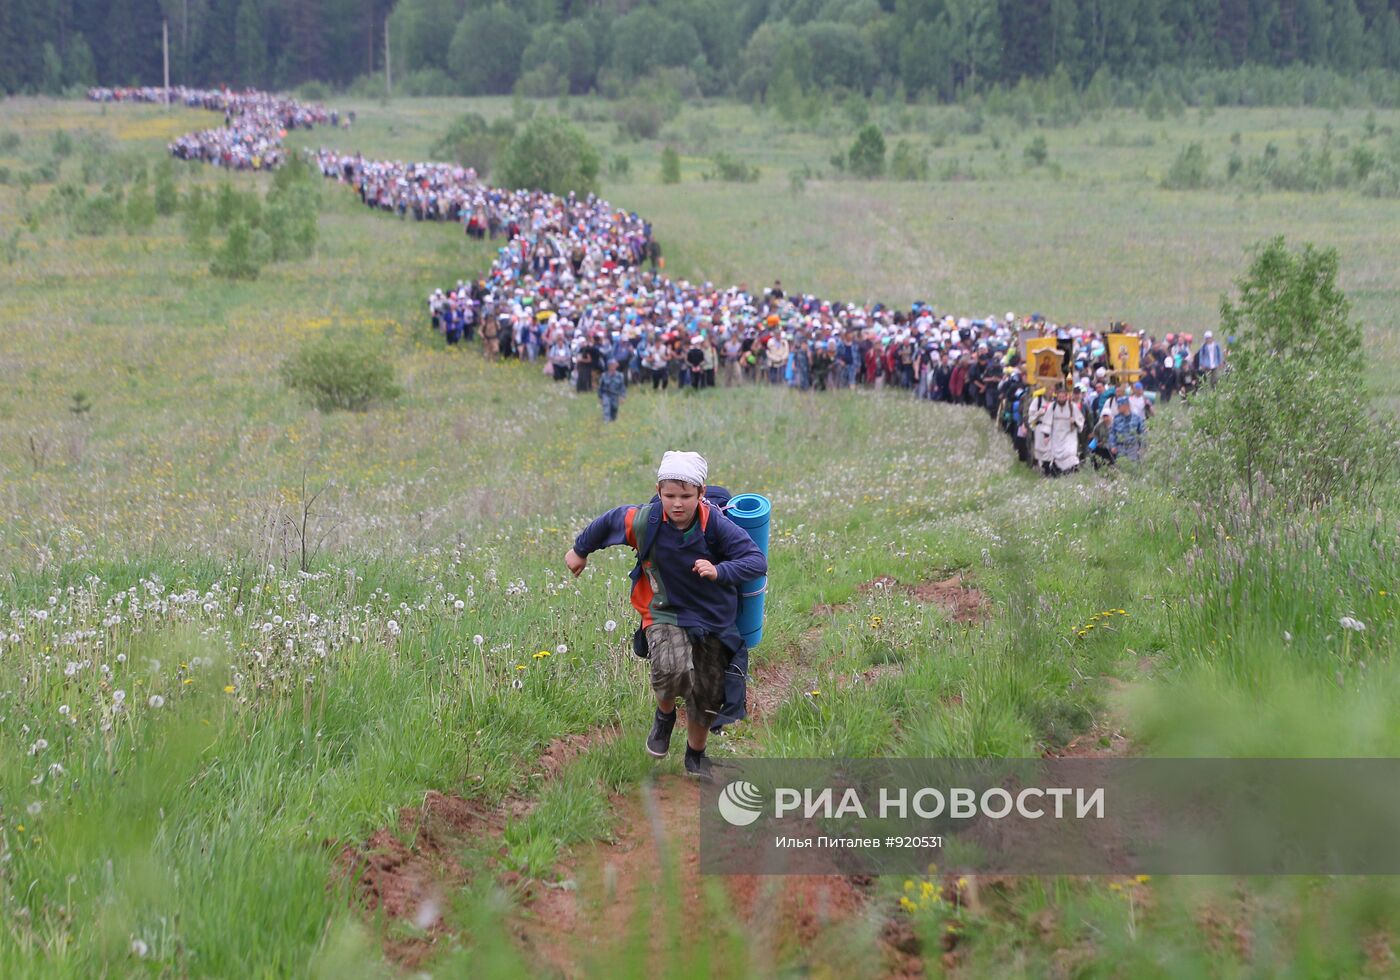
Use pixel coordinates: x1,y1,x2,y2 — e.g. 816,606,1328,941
564,451,767,781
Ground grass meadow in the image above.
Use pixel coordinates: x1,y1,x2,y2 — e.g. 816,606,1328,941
0,93,1397,976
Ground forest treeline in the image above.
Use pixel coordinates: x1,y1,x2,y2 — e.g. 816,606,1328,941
6,0,1400,103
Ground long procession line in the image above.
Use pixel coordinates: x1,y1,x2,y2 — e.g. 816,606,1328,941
87,86,1058,355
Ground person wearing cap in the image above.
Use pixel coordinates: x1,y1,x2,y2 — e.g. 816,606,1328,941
1128,381,1153,421
1089,408,1116,469
598,359,627,422
1108,396,1146,462
565,452,767,781
1196,330,1224,386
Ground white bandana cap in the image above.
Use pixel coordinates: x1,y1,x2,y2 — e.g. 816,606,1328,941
656,450,707,488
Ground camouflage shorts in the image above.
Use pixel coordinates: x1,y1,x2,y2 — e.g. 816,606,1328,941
645,623,727,722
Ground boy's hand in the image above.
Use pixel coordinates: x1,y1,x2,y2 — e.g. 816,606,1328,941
565,549,587,577
692,559,718,581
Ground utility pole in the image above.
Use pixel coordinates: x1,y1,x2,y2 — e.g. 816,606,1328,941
163,18,171,108
384,14,392,97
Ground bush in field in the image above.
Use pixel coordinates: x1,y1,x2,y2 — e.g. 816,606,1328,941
71,189,121,235
660,145,681,184
1162,141,1210,190
430,113,515,179
613,99,664,140
847,124,885,178
264,156,321,260
703,151,758,182
280,331,402,412
1182,237,1395,512
1023,134,1049,167
123,175,156,233
498,116,599,196
889,140,929,181
153,158,179,215
209,219,261,280
182,185,214,253
214,182,260,229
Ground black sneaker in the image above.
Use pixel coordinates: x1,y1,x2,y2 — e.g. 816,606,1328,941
684,750,714,783
646,710,676,758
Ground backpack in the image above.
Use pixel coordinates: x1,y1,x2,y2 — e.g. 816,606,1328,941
628,485,732,659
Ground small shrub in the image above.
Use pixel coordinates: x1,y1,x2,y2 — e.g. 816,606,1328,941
498,116,599,196
209,219,261,280
182,185,214,253
0,130,20,153
704,151,758,183
72,190,121,235
889,140,929,181
607,154,631,180
296,80,330,102
264,156,320,260
660,145,681,185
51,129,74,159
400,68,458,97
614,100,663,140
431,113,513,179
1162,141,1210,190
1023,134,1049,167
847,124,885,178
1227,151,1243,179
124,178,156,232
153,158,178,215
1182,237,1393,512
280,331,402,412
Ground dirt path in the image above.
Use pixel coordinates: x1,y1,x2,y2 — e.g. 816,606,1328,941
332,725,620,969
513,772,918,979
339,571,992,973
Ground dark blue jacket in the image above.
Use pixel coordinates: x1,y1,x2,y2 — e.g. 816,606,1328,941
574,500,767,727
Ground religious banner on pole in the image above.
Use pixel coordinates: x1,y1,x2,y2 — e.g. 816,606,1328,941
1106,333,1142,384
1025,336,1062,389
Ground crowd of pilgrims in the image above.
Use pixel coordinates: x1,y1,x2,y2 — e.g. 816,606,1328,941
87,86,341,170
95,87,1230,475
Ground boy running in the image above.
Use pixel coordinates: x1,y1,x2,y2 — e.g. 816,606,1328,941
564,451,767,781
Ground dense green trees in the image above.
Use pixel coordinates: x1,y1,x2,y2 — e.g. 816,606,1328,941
7,0,1400,99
